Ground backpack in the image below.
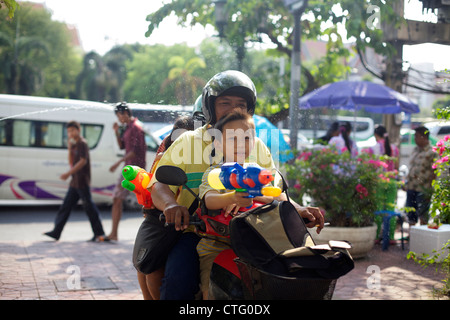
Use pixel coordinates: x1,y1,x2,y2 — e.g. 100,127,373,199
229,199,354,299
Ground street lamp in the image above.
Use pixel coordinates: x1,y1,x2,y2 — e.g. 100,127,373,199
283,0,308,151
214,0,227,38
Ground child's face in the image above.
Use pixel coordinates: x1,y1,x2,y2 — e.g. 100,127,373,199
217,119,255,163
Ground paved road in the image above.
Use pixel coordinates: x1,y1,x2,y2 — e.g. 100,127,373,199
0,202,447,302
0,205,143,242
0,190,407,242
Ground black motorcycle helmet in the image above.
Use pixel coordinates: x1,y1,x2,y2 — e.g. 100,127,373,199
202,70,257,124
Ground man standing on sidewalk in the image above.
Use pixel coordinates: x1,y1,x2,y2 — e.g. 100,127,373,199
405,126,437,226
44,121,107,241
107,102,146,241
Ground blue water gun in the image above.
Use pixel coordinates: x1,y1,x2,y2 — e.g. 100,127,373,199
208,162,281,197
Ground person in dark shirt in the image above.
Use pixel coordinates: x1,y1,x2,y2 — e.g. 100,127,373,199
44,121,107,241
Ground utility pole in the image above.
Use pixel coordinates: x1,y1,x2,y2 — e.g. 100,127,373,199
284,0,308,151
288,12,302,151
382,0,405,146
382,0,450,145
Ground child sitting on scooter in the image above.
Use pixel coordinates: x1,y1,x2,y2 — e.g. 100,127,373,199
197,110,277,299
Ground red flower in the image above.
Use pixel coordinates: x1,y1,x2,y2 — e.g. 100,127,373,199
355,183,368,199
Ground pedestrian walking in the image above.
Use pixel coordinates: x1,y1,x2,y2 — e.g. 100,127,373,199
43,121,107,241
107,102,146,241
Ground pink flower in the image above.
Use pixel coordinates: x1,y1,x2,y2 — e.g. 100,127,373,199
368,159,388,168
355,183,368,198
444,135,450,141
442,156,449,163
298,151,312,161
441,202,446,207
294,183,301,190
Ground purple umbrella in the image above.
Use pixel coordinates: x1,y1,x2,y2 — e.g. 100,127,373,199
299,81,419,114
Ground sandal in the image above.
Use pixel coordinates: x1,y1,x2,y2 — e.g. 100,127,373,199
89,235,111,242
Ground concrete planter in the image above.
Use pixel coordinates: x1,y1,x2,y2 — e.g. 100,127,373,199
310,224,377,259
410,224,450,262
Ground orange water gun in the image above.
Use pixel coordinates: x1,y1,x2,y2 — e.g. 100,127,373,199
121,165,153,208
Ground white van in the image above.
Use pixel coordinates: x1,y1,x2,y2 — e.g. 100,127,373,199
0,94,159,206
129,103,193,133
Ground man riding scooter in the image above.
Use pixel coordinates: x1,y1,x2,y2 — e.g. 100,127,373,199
148,70,324,300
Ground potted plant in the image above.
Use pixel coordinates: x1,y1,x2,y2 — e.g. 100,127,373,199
430,133,450,228
284,146,395,258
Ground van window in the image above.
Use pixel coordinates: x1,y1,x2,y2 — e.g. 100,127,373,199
83,124,103,149
144,131,159,152
132,108,191,123
0,119,103,149
42,122,65,147
13,120,33,146
0,121,6,144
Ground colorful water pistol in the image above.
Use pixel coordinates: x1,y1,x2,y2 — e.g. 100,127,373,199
207,162,281,197
121,165,153,208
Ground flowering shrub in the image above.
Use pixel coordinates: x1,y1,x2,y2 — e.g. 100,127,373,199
431,134,450,225
285,146,395,227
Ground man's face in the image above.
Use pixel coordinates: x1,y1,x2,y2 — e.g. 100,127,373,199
67,126,80,141
214,96,247,122
414,132,428,147
115,111,129,124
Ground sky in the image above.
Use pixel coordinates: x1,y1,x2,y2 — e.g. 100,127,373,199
31,0,215,54
29,0,450,72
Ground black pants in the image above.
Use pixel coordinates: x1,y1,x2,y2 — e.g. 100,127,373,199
405,190,430,224
51,186,105,238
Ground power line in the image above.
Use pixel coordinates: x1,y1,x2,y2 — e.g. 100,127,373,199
356,47,450,95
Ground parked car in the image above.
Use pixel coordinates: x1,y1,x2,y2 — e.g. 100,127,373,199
424,121,450,139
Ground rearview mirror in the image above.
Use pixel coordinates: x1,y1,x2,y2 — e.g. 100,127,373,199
155,165,188,186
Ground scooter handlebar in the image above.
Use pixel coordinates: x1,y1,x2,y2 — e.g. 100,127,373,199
158,213,204,227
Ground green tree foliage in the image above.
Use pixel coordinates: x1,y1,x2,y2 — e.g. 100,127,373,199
0,2,81,98
123,44,200,104
161,56,206,105
145,0,401,116
0,0,19,18
121,39,281,106
432,95,450,119
146,0,400,75
75,46,132,102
